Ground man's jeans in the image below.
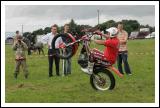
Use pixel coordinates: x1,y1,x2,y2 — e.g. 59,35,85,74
117,51,131,74
63,48,72,75
64,58,71,75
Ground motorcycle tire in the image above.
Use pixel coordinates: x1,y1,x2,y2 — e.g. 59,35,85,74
52,33,78,59
90,68,115,91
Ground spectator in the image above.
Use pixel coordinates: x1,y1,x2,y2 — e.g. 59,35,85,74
117,22,132,75
14,31,20,41
41,24,60,77
13,35,28,79
63,24,72,75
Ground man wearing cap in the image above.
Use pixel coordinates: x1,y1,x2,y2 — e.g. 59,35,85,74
94,27,120,65
13,35,28,79
117,22,131,75
81,27,119,74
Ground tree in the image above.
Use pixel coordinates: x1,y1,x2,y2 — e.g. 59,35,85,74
150,26,155,33
121,20,140,35
96,20,116,33
24,19,154,41
44,27,51,34
32,28,44,35
23,32,31,38
68,19,92,38
69,19,77,34
58,26,64,33
75,24,92,38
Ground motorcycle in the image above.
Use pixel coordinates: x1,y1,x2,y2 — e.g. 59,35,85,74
52,31,123,91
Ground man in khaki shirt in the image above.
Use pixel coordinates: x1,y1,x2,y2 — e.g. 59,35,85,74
13,35,28,79
117,22,131,75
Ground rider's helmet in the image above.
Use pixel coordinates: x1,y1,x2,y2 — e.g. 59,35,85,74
106,27,118,38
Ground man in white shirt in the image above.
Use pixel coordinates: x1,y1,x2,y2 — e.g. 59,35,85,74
41,24,60,77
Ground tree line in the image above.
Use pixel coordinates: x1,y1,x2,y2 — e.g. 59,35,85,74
23,19,155,44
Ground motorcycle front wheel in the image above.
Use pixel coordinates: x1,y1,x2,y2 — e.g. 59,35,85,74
90,69,115,91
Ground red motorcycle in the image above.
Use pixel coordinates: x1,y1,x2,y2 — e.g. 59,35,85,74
52,31,123,91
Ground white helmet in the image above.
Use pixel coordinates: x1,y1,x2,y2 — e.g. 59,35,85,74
106,27,118,37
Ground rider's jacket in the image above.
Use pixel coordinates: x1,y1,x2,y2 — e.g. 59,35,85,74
104,37,119,65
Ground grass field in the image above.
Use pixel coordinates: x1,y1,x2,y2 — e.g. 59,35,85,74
5,39,155,103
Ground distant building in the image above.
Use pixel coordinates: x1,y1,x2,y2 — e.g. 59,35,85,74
145,32,155,39
36,35,47,44
150,32,155,38
5,32,15,39
129,27,151,39
5,37,14,44
140,28,150,32
129,31,139,39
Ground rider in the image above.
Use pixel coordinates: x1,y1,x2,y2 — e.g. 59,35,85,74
94,27,120,65
81,27,120,74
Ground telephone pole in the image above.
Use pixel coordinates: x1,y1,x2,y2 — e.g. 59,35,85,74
22,24,23,36
97,9,99,26
97,9,102,39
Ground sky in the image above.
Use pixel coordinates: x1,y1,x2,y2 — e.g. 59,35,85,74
5,5,155,32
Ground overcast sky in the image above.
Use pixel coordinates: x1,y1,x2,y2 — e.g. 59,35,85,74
5,5,155,32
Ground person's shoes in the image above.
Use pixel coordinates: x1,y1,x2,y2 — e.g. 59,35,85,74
49,75,53,77
127,73,132,76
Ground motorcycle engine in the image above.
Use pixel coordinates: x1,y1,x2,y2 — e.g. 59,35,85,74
78,52,88,68
78,50,88,68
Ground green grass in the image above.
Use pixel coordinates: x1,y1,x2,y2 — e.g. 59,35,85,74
5,39,155,103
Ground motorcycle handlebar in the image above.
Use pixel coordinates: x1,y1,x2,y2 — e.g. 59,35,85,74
65,35,91,47
65,32,100,47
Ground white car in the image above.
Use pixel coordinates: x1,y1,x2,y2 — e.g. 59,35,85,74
145,34,151,39
150,32,155,38
145,32,155,39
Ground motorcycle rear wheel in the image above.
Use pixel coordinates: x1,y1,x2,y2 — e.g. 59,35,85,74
90,68,115,91
52,33,78,59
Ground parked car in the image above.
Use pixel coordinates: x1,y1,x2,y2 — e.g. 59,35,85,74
150,32,155,38
145,32,155,39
